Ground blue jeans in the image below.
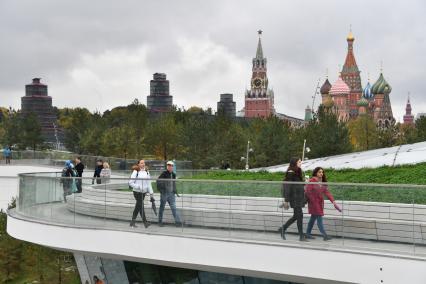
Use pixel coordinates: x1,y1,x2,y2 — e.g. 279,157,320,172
306,215,326,236
158,192,181,224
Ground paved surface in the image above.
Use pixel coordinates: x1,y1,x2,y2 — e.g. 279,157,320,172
17,202,426,260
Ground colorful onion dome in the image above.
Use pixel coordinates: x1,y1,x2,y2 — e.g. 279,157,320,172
357,96,369,107
347,31,354,41
363,82,373,99
329,75,350,96
371,73,392,94
320,78,332,95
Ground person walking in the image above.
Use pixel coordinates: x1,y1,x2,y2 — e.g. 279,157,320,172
279,157,307,241
3,146,12,164
74,157,85,193
129,159,153,228
157,161,181,227
92,159,103,184
100,162,111,183
305,167,341,241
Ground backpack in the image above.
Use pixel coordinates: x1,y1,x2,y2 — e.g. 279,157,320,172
128,171,139,190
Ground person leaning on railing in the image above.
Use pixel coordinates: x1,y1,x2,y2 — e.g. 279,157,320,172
100,162,111,183
129,159,153,228
279,157,308,241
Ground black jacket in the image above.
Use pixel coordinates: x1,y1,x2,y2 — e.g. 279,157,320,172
157,170,177,195
282,170,305,208
75,163,85,177
93,165,103,178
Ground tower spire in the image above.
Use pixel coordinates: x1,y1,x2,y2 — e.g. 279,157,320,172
256,30,263,59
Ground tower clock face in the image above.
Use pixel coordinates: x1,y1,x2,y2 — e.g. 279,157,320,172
254,78,262,87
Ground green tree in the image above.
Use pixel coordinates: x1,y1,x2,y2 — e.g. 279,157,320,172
20,113,45,151
304,106,352,157
59,108,94,153
348,114,379,151
146,113,182,161
415,116,426,142
251,116,291,167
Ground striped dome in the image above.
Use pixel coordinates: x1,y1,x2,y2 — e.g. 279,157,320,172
371,73,392,95
363,82,373,99
329,75,350,96
357,97,369,107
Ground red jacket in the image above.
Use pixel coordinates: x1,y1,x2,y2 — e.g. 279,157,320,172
305,177,335,216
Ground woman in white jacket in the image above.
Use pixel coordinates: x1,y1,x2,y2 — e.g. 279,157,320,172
129,159,154,228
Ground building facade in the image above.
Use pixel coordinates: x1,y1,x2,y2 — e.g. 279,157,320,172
217,93,236,117
21,78,60,144
147,73,173,112
320,32,395,127
244,31,275,118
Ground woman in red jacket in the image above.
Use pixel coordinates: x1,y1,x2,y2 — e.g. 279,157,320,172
305,167,341,241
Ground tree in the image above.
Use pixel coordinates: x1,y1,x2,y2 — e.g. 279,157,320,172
20,113,45,151
415,116,426,142
145,114,182,161
59,108,94,153
348,114,379,151
304,106,352,157
250,116,291,167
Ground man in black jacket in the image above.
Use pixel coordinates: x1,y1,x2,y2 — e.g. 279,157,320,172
157,161,181,226
74,157,85,193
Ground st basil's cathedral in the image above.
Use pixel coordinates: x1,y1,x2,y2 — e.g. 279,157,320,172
320,31,395,128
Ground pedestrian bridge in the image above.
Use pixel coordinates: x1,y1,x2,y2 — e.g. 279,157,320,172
7,173,426,284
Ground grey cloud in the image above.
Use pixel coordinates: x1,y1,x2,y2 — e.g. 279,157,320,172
0,0,425,121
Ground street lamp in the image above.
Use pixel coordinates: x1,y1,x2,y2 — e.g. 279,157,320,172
241,140,254,170
302,139,311,161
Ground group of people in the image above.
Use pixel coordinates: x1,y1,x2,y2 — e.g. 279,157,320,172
279,157,341,241
61,157,111,201
2,146,12,164
92,159,112,184
128,159,181,228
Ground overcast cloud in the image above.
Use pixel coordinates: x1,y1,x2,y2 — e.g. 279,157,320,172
0,0,425,122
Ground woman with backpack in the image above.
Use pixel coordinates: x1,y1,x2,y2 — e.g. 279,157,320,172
60,160,77,202
279,157,307,241
128,159,153,228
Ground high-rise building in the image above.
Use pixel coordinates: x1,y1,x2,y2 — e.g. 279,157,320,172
217,93,236,117
21,78,58,144
244,31,274,118
403,96,414,125
147,73,173,112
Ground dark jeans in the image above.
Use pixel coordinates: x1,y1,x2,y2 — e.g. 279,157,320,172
282,207,304,236
76,179,82,193
132,192,147,222
306,215,326,236
158,192,181,224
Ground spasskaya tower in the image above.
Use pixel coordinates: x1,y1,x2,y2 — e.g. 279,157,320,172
244,30,275,118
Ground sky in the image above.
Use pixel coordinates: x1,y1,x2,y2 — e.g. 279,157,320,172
0,0,425,122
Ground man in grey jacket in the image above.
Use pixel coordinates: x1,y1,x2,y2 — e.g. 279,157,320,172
157,161,181,226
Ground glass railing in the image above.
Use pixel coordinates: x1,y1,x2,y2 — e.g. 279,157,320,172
6,150,193,171
13,174,426,257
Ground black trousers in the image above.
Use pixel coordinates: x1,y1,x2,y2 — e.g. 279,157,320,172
283,207,304,236
132,192,147,222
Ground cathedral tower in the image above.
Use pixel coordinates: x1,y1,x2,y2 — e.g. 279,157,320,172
371,72,394,128
244,31,275,118
403,95,414,125
341,30,362,118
